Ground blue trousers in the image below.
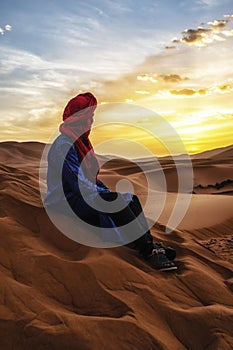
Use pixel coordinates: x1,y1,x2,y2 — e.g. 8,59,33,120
69,192,154,257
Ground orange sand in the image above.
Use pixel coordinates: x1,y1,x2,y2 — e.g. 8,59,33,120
0,142,232,350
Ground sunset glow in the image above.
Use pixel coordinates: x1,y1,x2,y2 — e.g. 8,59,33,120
0,1,232,157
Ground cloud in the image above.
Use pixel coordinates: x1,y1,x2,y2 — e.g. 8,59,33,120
136,74,188,84
213,84,233,94
101,0,132,14
171,37,180,44
5,24,12,31
137,74,157,83
196,0,219,6
1,6,233,149
195,0,230,7
207,20,227,29
165,83,233,98
224,15,233,21
169,88,208,96
181,28,212,46
89,35,233,104
164,45,176,50
172,15,233,46
158,74,189,83
0,45,96,140
135,90,150,95
0,24,12,36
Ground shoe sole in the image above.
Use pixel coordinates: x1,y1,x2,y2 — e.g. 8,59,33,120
159,265,178,272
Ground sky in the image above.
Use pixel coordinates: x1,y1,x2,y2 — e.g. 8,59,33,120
0,0,233,157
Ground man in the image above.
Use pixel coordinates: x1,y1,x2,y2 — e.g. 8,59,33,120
45,92,177,271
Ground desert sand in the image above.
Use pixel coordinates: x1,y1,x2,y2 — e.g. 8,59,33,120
0,141,233,350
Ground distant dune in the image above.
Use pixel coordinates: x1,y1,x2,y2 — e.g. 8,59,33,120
0,141,233,350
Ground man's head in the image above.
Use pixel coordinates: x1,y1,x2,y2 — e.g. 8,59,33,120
63,92,97,121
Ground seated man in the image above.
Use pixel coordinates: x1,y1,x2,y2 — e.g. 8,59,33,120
44,92,177,271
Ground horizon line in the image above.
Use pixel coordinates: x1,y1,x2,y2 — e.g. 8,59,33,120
0,140,232,159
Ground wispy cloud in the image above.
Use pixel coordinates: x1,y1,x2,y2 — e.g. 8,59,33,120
196,0,219,6
195,0,232,7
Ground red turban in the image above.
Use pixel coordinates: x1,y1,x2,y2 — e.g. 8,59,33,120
59,92,99,183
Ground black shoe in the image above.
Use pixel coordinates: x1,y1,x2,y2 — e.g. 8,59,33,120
153,242,176,261
148,248,177,271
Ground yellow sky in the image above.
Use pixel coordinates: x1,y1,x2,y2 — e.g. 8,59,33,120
89,21,233,157
90,73,233,157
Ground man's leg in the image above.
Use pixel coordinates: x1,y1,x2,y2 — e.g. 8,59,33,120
128,195,154,257
99,192,154,257
73,191,177,270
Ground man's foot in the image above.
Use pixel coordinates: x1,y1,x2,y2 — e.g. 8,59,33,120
153,242,176,261
147,248,177,271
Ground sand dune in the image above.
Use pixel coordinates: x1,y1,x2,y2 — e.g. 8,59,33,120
0,142,233,350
